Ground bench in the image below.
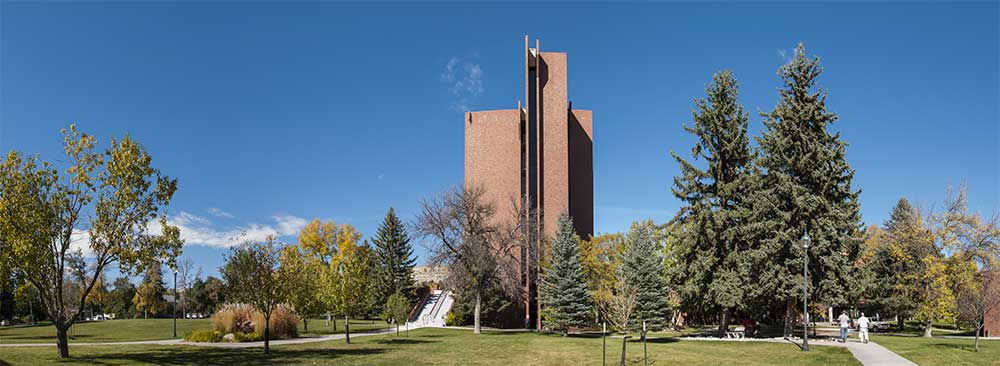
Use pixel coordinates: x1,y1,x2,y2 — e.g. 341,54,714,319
726,326,746,339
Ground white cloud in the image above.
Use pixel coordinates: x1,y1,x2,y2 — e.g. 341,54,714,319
70,229,93,258
62,211,305,257
206,207,235,219
151,211,307,249
273,215,308,236
442,55,484,111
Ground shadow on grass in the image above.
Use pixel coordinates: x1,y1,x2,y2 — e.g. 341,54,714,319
0,358,11,366
70,347,388,366
370,338,438,345
927,343,978,352
643,337,680,344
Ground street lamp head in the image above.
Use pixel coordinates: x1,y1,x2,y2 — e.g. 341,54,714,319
801,232,811,249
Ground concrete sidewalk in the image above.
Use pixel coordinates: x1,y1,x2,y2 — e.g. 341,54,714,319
0,323,437,348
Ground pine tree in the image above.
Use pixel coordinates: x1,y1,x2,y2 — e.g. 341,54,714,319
749,43,864,337
539,213,591,333
371,207,417,310
622,220,670,330
670,70,753,334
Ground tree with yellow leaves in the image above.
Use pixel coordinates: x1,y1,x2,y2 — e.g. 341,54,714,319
579,233,625,324
322,224,371,344
0,125,181,357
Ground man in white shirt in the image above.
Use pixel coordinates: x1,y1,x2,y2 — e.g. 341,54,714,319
838,311,851,343
857,313,871,344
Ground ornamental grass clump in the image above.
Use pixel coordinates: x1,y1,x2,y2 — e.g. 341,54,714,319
211,303,299,339
252,304,299,339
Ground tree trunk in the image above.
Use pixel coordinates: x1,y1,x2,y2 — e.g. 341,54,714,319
345,315,351,344
923,321,933,338
619,335,629,366
975,325,981,352
717,310,730,337
326,312,330,326
333,315,337,332
783,300,795,338
474,293,482,335
264,317,271,354
55,323,70,358
303,318,308,332
898,316,905,332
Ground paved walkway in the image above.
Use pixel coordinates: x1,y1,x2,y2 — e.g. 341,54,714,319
669,336,915,366
0,323,434,348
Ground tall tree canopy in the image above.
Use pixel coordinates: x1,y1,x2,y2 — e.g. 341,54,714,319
371,207,417,309
539,213,591,333
278,244,323,331
670,70,754,333
413,186,522,334
322,228,371,344
867,198,937,330
747,43,864,336
0,125,181,357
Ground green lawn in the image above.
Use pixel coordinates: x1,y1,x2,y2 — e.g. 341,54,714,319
0,318,387,344
0,328,859,366
872,335,1000,366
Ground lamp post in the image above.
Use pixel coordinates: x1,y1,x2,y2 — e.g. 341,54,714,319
173,269,178,338
801,232,811,352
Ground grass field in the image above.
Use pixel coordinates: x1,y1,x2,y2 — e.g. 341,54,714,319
0,318,386,344
0,327,859,366
872,335,1000,366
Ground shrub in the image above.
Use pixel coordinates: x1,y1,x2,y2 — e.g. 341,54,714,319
445,311,459,326
233,331,264,342
183,329,223,342
211,303,300,339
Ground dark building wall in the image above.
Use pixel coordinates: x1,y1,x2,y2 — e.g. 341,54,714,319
569,109,594,238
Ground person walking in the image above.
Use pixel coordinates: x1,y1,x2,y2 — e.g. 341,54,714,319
857,312,870,344
838,310,852,343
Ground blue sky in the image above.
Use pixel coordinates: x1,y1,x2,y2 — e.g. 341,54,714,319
2,1,997,280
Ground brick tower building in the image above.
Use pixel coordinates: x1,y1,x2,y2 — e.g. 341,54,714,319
464,36,593,329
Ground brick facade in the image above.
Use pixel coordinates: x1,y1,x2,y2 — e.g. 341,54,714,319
464,36,593,329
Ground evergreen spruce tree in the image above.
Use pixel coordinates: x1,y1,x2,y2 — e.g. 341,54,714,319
670,70,754,334
749,43,864,337
539,213,591,333
622,220,671,330
371,207,417,311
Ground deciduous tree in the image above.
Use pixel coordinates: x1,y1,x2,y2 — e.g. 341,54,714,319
413,186,522,334
221,236,287,354
0,125,181,357
132,264,168,319
278,245,322,332
322,226,371,344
